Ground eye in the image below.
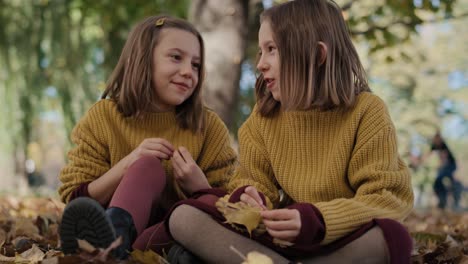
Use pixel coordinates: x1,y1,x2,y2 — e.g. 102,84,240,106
268,45,276,53
170,54,182,61
192,62,201,71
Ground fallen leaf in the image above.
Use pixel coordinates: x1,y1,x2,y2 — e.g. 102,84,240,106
44,249,63,259
19,244,45,263
131,249,164,264
77,239,97,254
459,255,468,264
15,218,41,240
41,256,59,264
97,236,122,262
0,254,15,262
242,251,273,264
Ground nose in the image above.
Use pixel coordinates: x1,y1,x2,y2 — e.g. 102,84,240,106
180,61,193,79
256,55,269,72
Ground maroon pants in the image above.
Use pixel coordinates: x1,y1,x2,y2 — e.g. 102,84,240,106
108,156,214,254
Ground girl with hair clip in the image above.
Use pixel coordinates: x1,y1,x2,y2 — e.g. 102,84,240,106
167,0,414,263
58,15,236,260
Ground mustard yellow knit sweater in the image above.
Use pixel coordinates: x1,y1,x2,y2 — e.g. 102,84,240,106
228,92,414,244
59,99,237,203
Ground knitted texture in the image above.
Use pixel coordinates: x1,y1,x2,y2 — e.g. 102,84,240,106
228,92,414,244
59,99,237,203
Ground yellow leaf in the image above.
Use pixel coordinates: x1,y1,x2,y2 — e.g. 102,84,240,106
223,204,262,236
241,251,273,264
130,249,163,264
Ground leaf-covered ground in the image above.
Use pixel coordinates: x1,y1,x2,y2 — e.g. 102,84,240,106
0,196,467,263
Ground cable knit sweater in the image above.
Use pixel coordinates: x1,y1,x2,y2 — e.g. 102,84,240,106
59,99,237,203
228,92,414,244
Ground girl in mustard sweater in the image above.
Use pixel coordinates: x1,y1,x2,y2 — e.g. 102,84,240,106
167,1,414,263
58,16,236,259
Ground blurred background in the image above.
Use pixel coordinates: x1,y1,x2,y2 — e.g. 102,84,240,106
0,0,467,210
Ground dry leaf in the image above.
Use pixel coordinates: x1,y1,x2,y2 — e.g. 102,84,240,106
216,197,262,236
406,210,468,263
241,251,273,264
0,254,15,262
131,249,164,264
0,195,465,263
97,236,122,262
15,218,41,240
76,236,123,262
77,239,97,253
41,256,59,264
19,244,45,263
230,245,273,264
44,249,63,259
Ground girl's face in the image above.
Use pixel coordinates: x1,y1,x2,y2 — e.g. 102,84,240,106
152,28,201,111
257,21,281,102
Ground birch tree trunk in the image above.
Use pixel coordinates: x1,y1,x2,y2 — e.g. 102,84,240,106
189,0,249,129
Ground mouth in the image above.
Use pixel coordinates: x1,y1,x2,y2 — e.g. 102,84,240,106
172,81,190,92
264,78,275,89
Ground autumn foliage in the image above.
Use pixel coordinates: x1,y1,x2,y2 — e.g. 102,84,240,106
0,196,467,263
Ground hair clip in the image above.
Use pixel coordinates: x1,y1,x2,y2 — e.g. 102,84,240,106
155,18,165,27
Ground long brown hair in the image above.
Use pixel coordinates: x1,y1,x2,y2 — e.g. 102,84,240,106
256,0,370,117
102,15,206,132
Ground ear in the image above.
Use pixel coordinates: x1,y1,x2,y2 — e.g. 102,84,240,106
318,41,328,65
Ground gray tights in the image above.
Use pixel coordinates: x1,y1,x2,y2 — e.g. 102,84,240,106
168,205,390,264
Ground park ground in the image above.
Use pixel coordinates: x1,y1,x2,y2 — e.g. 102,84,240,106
0,195,466,264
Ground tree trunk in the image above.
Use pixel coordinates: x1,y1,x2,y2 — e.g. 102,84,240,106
189,0,249,129
13,143,29,195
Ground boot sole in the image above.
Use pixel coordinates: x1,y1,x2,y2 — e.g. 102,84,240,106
60,197,116,254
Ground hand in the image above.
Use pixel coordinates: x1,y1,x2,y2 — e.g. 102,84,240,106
260,209,301,242
125,138,174,168
171,146,210,195
239,186,267,210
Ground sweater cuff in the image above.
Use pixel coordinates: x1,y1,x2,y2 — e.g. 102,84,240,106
228,185,267,206
191,188,228,199
287,203,325,245
69,182,90,202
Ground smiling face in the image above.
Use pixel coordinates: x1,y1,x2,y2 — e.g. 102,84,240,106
257,21,281,102
152,28,201,111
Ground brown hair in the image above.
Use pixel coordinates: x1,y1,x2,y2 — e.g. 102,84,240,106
256,0,370,117
102,15,206,132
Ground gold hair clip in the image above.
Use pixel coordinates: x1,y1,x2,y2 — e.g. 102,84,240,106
155,18,165,27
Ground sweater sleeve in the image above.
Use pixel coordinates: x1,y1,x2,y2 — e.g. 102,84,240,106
196,111,237,190
227,110,280,206
58,104,111,203
314,103,414,244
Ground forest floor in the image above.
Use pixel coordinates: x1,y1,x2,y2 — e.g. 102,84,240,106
0,195,466,263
